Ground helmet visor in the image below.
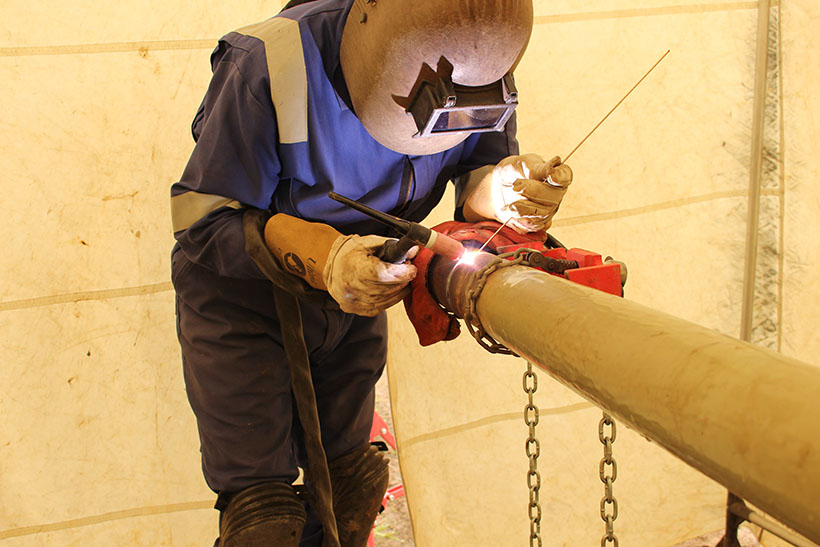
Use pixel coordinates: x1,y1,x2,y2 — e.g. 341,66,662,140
407,72,518,138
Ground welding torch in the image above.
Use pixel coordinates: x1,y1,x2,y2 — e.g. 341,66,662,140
328,192,465,263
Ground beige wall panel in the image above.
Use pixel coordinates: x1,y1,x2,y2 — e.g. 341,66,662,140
1,1,278,47
0,49,214,301
780,1,820,363
517,8,757,218
0,293,213,543
396,423,533,546
552,195,748,335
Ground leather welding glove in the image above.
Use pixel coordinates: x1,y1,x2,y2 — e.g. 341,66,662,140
264,213,417,317
491,154,573,233
323,234,418,317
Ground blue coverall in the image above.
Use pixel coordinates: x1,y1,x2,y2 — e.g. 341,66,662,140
170,0,519,537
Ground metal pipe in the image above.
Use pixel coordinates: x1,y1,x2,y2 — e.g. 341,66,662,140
428,255,820,543
740,0,771,342
729,502,819,547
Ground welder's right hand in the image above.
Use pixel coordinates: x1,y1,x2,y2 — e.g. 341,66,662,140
323,234,418,317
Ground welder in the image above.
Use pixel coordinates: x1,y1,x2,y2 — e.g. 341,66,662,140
169,0,572,545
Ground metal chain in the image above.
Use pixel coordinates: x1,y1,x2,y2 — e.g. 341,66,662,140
599,413,619,547
463,247,619,546
524,360,542,546
464,248,534,355
463,250,544,543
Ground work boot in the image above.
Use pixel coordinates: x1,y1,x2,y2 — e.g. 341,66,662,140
328,444,390,547
219,481,306,547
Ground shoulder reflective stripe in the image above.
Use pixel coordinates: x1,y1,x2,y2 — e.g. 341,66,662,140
171,191,242,233
239,18,308,144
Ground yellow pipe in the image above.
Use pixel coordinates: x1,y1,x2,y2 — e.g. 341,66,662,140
428,255,820,542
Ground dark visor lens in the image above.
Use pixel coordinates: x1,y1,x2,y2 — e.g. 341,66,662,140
405,69,518,137
431,106,509,133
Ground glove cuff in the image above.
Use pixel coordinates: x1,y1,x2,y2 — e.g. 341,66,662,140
322,234,357,291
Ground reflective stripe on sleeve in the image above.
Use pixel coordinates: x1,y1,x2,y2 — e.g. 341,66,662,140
171,191,242,233
238,17,308,144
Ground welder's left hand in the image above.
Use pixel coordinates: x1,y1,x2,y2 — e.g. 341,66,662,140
491,154,573,233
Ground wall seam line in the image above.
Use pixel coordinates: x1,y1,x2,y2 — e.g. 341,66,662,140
553,188,778,227
0,501,213,539
0,282,173,312
401,402,595,451
534,1,763,25
0,39,215,57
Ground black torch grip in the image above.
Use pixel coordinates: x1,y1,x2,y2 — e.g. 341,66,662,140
376,235,418,264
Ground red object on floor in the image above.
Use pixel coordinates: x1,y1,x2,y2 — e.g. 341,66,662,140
370,410,397,450
368,412,406,546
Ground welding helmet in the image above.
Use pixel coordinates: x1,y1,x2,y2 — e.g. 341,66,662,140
340,0,534,155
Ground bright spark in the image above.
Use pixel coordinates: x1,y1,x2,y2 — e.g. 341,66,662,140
457,250,479,266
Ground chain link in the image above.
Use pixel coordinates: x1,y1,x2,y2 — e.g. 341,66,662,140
524,360,542,546
599,413,619,547
464,249,535,355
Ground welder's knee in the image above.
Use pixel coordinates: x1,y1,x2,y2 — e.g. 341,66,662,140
329,444,390,547
219,482,306,547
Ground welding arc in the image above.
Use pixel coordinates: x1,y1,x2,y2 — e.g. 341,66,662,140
563,49,671,164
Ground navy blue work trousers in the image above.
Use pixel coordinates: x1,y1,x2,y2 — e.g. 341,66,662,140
172,249,387,496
